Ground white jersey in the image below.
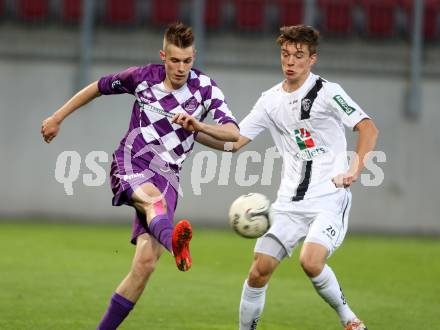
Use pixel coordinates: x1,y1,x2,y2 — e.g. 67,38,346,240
239,73,369,201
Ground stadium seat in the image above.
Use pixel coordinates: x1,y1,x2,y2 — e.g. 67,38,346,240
151,0,179,26
205,0,224,29
105,0,135,25
359,0,398,38
234,0,265,31
277,0,304,26
17,0,49,22
401,0,440,40
318,0,354,35
62,0,82,24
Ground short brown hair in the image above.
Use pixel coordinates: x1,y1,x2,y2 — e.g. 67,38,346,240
276,25,320,55
164,22,194,49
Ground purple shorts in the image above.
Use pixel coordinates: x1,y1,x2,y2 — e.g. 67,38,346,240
110,148,179,245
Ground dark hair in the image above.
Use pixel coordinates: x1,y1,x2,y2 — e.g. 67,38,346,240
164,22,194,48
276,25,320,55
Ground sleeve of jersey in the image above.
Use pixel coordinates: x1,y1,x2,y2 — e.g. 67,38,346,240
203,84,238,128
239,96,269,140
98,66,142,95
327,83,370,130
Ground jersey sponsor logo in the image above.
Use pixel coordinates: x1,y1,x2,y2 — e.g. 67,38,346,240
333,95,356,116
140,96,150,104
138,89,156,104
111,80,122,89
182,96,199,114
296,147,328,161
140,103,174,118
122,173,145,181
294,128,328,161
294,128,315,150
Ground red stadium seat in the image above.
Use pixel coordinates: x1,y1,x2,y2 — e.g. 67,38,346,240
234,0,265,31
205,0,224,29
105,0,135,25
318,0,354,35
17,0,49,22
359,0,398,38
151,0,179,26
401,0,440,40
277,0,304,27
62,0,82,24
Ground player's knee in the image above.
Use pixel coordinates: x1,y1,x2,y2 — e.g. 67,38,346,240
133,198,167,216
299,255,324,277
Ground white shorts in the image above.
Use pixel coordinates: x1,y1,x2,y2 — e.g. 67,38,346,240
254,189,352,261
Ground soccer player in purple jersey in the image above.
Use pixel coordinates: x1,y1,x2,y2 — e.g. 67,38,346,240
41,22,239,329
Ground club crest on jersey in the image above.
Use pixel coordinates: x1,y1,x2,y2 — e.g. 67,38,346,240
294,128,328,161
301,98,312,112
182,97,199,114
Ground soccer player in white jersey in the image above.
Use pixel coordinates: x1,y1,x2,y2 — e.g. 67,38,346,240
41,22,239,329
196,25,378,330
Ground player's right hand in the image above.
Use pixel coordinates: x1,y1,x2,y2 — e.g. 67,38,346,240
41,115,61,143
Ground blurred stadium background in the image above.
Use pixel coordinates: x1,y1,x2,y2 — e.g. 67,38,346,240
0,0,439,234
1,1,440,329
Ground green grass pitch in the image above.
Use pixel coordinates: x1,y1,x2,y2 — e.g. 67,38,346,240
0,222,439,329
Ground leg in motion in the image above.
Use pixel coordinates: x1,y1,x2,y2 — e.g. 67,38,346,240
300,242,366,329
97,233,163,329
239,252,279,330
132,182,192,271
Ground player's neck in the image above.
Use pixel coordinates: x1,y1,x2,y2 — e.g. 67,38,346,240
283,72,310,93
163,77,185,92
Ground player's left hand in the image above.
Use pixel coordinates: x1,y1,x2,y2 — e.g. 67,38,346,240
172,113,203,132
332,172,358,188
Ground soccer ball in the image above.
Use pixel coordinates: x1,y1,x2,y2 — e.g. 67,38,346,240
228,193,271,238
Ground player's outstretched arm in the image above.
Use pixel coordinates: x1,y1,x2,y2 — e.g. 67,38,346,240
195,132,251,153
41,81,101,143
332,118,379,188
172,113,240,142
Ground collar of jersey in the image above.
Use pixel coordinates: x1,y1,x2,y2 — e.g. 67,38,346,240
280,72,317,97
157,81,188,94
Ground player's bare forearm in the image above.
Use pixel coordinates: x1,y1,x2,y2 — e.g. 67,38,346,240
172,113,239,142
41,81,101,143
53,81,101,123
351,118,379,178
196,133,251,152
332,118,378,188
198,122,240,142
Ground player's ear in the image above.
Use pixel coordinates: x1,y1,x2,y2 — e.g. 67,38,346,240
310,53,317,65
159,50,166,62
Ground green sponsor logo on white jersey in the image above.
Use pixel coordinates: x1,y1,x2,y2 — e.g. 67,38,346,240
333,95,356,116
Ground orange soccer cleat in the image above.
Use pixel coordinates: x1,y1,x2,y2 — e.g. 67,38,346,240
172,220,193,271
344,319,367,330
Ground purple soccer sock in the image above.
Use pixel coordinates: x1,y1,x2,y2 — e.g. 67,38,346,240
149,214,173,252
97,293,135,330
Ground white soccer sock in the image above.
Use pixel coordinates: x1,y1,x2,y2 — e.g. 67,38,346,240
239,280,268,330
310,264,357,326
